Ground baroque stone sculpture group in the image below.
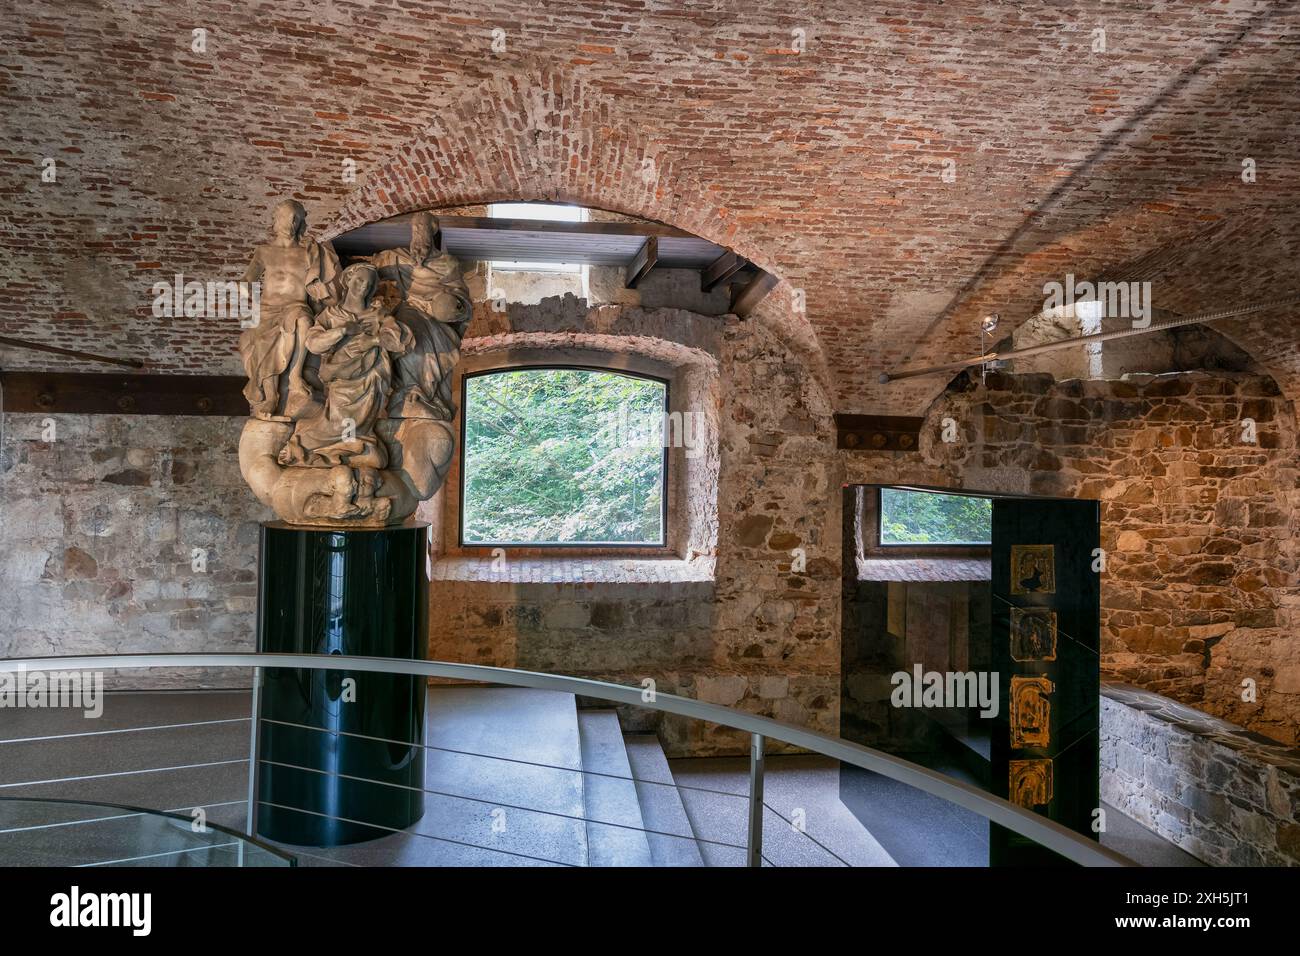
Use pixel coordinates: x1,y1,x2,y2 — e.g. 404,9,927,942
237,201,470,525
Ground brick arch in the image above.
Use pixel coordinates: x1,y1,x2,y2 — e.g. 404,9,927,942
323,64,833,400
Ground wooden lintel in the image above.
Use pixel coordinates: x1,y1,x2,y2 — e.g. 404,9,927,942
729,270,779,319
834,413,924,452
701,250,743,293
0,371,246,416
625,236,658,289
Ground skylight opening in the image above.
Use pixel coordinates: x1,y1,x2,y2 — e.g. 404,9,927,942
488,203,588,273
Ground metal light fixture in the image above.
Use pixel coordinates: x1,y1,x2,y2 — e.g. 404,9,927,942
979,314,1000,383
881,294,1300,383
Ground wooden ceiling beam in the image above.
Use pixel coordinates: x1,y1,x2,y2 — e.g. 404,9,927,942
0,371,244,416
834,414,924,452
346,215,698,241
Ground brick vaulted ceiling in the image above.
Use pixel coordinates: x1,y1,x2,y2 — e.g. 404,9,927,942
2,0,1298,416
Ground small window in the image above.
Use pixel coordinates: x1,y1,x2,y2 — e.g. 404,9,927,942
488,202,587,273
879,488,992,546
461,367,668,547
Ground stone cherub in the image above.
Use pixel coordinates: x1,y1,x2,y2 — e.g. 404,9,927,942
237,202,464,526
238,199,340,420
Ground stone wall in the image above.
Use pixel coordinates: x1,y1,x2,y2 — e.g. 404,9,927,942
1101,684,1300,866
917,370,1300,745
4,360,1297,754
425,294,840,757
0,293,840,755
0,412,265,685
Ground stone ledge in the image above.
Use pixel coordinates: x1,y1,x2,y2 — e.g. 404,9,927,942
1100,683,1300,866
857,557,991,582
430,554,716,586
1103,684,1300,771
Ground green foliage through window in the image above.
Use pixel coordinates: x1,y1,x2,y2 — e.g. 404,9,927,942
879,488,991,546
462,368,667,545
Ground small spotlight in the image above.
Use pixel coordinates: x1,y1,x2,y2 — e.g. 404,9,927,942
981,313,1000,334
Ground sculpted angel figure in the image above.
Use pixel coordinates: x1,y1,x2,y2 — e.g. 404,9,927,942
239,199,341,420
278,263,413,470
365,211,472,420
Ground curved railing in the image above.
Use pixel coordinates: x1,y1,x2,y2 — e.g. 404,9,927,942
0,652,1133,867
0,796,295,867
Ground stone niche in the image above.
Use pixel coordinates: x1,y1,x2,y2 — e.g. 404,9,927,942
1009,310,1259,382
0,204,842,751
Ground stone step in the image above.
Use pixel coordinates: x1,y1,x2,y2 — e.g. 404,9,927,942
671,755,897,867
252,686,592,867
576,711,653,866
621,734,705,866
410,686,589,866
838,758,986,867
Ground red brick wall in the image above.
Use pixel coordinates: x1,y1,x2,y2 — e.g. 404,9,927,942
4,2,1299,416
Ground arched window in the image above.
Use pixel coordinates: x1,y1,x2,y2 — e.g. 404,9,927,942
460,367,669,546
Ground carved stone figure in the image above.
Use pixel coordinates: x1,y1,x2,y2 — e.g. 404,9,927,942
239,199,340,420
278,264,412,470
237,203,465,526
365,211,472,420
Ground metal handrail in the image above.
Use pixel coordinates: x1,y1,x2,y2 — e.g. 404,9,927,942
0,652,1134,867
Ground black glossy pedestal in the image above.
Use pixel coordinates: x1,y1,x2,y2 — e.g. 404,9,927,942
254,522,428,847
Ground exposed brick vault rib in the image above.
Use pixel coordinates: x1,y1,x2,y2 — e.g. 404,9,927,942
880,0,1300,415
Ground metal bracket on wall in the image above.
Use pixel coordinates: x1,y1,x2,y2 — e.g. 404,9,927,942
729,270,779,319
625,235,658,289
0,371,246,416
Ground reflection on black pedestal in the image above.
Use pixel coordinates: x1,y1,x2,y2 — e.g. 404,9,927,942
256,522,428,847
